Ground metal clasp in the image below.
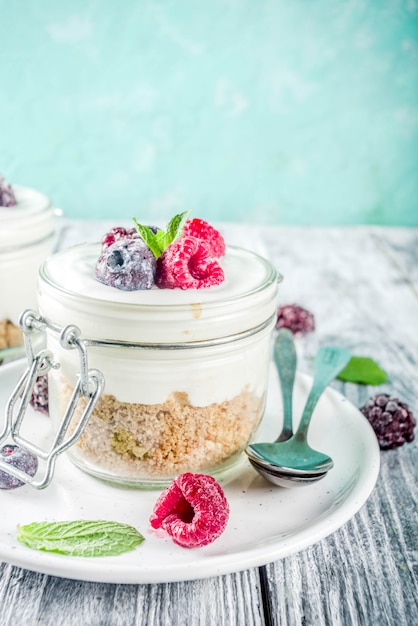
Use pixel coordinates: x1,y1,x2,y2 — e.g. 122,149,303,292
0,310,105,489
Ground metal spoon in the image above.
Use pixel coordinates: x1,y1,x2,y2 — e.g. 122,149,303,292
272,327,297,443
248,456,328,487
246,329,328,479
246,344,351,475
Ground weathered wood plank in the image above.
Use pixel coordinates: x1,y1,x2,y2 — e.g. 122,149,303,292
0,566,264,626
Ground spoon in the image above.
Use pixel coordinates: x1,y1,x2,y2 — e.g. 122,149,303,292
248,456,328,487
246,329,328,480
272,328,297,443
246,344,351,474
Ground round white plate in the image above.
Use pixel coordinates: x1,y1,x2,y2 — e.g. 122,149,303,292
0,359,380,584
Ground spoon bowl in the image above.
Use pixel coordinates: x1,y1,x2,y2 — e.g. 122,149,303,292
248,457,328,487
245,445,332,476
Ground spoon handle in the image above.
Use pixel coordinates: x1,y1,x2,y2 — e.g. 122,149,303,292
273,329,297,442
295,345,351,440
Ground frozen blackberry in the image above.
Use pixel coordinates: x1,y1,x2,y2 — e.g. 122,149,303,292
0,174,17,207
30,374,49,415
276,304,315,336
360,394,416,449
95,238,157,290
0,445,38,489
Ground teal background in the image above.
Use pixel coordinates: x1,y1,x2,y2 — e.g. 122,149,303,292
1,1,417,226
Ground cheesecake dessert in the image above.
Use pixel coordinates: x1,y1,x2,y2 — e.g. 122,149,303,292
38,215,279,487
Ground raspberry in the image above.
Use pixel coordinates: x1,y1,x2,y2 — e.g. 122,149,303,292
30,374,49,415
183,218,225,257
150,473,229,548
0,174,17,207
0,445,38,489
360,394,416,449
101,225,161,250
276,304,315,336
156,236,224,290
101,226,138,250
95,238,157,290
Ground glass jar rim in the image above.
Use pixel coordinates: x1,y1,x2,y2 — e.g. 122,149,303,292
38,243,280,343
0,185,55,249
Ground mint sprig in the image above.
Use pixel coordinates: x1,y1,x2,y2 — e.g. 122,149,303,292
133,210,190,259
17,520,144,557
337,356,388,385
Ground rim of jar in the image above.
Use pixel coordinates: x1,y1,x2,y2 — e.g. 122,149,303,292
38,244,281,344
0,185,55,249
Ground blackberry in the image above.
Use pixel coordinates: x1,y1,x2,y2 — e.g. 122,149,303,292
0,445,38,489
0,174,17,207
276,304,315,336
360,394,416,449
30,374,49,415
95,238,157,290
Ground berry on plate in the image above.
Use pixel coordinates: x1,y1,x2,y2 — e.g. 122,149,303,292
360,394,416,449
150,473,229,548
183,218,226,258
0,445,38,489
276,304,315,336
156,236,224,290
95,238,157,290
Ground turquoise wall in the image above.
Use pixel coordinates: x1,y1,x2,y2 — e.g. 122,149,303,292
1,1,417,226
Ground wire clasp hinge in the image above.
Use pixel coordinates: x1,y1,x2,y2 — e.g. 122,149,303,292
0,310,105,489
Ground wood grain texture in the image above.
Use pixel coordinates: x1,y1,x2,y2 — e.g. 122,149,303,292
1,222,417,626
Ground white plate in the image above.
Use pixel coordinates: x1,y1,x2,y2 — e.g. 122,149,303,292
0,359,380,584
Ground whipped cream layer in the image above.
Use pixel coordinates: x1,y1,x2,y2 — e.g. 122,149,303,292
39,242,278,405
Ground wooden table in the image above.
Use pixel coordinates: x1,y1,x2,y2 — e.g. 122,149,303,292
1,220,417,626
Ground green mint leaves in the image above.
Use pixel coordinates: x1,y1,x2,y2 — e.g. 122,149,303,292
133,210,190,259
17,520,145,557
337,356,388,385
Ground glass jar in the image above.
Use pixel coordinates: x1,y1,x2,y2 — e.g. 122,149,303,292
37,243,279,488
0,185,56,331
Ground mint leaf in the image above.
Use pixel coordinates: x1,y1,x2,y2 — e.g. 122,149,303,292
133,221,162,258
17,520,144,557
337,356,388,385
133,211,191,259
163,210,190,248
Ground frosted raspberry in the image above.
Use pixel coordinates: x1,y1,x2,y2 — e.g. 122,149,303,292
150,473,229,548
30,374,49,415
0,174,17,207
276,304,315,336
156,236,224,290
360,394,416,449
101,226,138,250
183,218,225,257
96,238,156,290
